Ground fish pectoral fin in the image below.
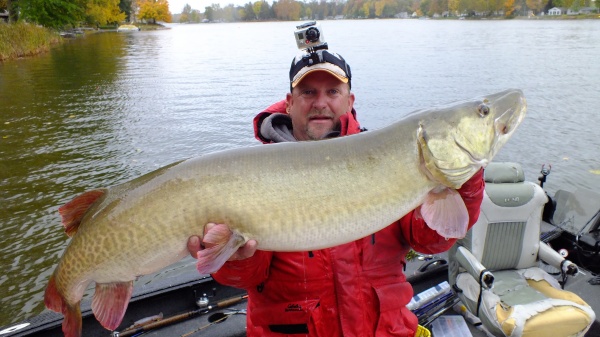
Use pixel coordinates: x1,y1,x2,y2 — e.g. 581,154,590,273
44,274,83,337
58,189,107,237
196,224,246,275
420,188,469,239
91,281,134,330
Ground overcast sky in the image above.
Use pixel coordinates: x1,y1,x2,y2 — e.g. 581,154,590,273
168,0,257,13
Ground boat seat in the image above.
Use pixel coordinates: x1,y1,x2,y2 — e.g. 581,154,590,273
448,162,595,337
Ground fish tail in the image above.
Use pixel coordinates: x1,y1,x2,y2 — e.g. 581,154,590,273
44,274,83,337
197,224,246,274
91,281,134,330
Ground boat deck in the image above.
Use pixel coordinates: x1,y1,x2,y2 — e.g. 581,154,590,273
4,249,598,337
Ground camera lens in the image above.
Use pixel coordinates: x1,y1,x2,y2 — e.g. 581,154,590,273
305,27,320,43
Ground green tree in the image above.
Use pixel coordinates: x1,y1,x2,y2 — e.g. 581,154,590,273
222,4,237,21
204,5,214,20
180,3,191,22
258,0,272,18
210,3,222,21
119,0,133,21
305,6,313,18
190,8,201,21
570,0,583,11
20,0,87,29
252,0,262,18
242,2,254,20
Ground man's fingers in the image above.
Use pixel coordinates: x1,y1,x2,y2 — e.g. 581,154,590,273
204,222,216,235
187,236,202,259
230,239,258,261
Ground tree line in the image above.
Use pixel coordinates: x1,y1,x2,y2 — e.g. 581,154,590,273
1,0,598,30
0,0,171,29
181,0,598,23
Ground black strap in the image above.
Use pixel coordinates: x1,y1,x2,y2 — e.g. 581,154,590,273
269,324,309,334
559,260,569,289
476,269,489,316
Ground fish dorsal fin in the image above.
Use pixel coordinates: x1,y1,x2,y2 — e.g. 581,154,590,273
92,281,134,330
420,187,469,239
58,189,107,237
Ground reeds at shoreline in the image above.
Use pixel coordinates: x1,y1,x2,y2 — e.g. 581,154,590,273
0,23,62,61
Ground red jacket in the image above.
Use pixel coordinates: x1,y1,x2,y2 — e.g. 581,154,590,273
213,100,485,337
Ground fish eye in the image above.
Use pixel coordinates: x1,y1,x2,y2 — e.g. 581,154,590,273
478,104,490,117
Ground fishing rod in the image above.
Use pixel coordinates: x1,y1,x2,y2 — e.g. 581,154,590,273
112,293,248,337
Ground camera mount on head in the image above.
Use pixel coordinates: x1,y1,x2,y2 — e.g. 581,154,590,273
294,21,328,52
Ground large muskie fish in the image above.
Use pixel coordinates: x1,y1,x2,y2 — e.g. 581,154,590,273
45,89,526,337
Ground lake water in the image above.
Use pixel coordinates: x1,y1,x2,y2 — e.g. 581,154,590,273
1,19,599,327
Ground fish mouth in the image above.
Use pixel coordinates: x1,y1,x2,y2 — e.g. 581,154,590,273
493,93,527,138
454,138,489,167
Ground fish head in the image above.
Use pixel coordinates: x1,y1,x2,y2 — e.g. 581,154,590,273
418,89,526,189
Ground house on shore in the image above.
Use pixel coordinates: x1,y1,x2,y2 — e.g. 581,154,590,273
548,7,562,15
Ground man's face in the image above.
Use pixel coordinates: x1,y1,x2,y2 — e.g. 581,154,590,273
286,71,355,141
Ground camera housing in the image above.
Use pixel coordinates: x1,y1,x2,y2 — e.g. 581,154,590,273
294,21,327,51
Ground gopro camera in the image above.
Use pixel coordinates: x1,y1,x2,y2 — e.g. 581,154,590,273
294,21,327,51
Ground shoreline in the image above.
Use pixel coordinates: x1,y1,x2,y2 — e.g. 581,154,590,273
0,23,168,62
1,15,598,62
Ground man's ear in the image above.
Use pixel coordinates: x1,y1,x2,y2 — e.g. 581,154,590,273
347,92,355,112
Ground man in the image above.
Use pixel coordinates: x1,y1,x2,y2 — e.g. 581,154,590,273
188,48,484,336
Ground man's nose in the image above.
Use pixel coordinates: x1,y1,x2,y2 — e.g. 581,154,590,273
312,91,328,110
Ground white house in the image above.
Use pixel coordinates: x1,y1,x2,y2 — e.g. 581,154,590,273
548,7,562,15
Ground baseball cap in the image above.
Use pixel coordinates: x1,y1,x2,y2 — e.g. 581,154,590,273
289,49,352,90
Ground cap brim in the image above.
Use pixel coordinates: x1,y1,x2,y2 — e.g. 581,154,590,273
291,63,349,88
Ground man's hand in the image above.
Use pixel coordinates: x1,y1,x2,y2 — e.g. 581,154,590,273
187,223,258,261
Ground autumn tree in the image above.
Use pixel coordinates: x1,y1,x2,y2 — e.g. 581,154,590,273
448,0,460,13
273,0,301,20
503,0,516,15
137,0,172,23
86,0,126,25
526,0,548,13
362,1,370,16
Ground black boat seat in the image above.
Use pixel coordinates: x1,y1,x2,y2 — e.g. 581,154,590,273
448,162,595,337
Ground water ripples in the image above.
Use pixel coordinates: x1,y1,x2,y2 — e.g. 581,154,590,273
1,20,600,326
